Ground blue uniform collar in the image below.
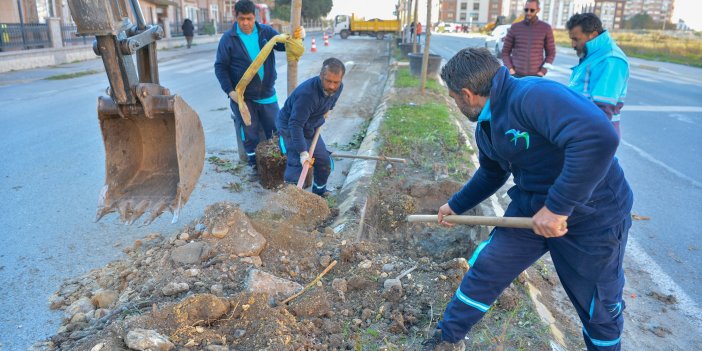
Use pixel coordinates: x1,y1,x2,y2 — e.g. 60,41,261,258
478,98,491,122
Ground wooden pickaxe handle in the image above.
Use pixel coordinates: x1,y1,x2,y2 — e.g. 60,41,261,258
296,125,323,189
407,215,533,229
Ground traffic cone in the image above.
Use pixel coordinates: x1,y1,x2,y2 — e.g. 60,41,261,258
324,34,329,46
311,38,317,52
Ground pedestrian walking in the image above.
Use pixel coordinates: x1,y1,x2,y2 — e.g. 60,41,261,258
567,13,629,138
181,19,194,49
502,0,556,77
276,58,345,197
422,47,633,351
214,0,305,168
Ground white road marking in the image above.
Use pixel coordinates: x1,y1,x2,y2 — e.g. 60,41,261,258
623,105,702,112
178,61,215,74
620,139,702,189
626,236,702,332
160,58,209,72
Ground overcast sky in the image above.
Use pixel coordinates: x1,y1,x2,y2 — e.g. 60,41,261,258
330,0,702,30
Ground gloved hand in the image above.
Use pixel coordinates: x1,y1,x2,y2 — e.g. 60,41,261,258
228,90,238,103
294,26,306,40
299,151,312,166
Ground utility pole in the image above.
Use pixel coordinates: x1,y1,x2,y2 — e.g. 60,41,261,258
288,0,302,96
420,0,432,94
405,0,413,43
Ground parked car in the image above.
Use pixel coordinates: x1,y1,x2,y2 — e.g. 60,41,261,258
484,24,511,57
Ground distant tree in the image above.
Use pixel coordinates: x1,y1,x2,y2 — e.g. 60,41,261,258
623,12,656,29
274,0,333,20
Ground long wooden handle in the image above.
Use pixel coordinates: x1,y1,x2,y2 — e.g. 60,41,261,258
331,153,407,163
296,125,323,189
407,215,533,229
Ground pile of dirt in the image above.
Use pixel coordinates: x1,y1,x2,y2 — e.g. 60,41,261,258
267,185,331,228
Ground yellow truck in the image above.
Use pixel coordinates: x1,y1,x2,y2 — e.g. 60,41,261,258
333,14,400,40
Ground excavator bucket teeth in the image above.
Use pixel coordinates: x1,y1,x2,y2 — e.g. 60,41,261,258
95,92,205,224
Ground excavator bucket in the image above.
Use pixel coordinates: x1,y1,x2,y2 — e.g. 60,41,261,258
95,84,205,224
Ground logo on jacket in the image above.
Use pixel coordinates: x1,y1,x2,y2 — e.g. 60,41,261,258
505,129,530,149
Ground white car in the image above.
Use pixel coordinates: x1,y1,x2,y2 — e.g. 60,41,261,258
485,24,511,57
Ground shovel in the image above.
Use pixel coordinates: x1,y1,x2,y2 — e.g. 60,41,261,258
407,215,533,229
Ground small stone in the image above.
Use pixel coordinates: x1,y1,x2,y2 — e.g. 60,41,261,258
332,278,348,293
195,223,207,233
383,279,402,293
94,308,109,319
64,297,95,320
380,272,388,278
341,240,347,245
358,260,372,269
233,329,246,338
353,318,362,326
184,339,198,347
48,293,65,310
319,255,332,267
179,232,190,241
324,227,334,236
210,284,224,296
316,241,323,248
382,264,395,272
211,226,229,239
184,268,200,277
242,304,250,311
125,329,174,351
206,346,229,351
439,274,448,280
171,242,209,265
70,312,87,324
245,269,303,300
361,308,373,320
90,289,118,308
90,343,106,351
195,326,205,333
162,282,190,296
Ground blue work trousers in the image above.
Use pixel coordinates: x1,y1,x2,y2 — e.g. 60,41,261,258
278,130,332,195
231,99,279,165
438,204,630,351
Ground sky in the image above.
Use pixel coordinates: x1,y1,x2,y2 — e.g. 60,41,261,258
672,0,702,30
329,0,702,31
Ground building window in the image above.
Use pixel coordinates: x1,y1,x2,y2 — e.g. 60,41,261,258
461,3,467,10
473,3,480,11
460,13,467,21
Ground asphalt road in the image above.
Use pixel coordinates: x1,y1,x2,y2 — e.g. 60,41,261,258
0,33,389,350
430,33,702,310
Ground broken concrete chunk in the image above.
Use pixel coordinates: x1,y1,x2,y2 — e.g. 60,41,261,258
171,241,209,265
245,269,303,300
125,328,174,351
161,282,190,296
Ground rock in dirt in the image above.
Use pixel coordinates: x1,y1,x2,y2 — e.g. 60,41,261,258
376,193,417,232
347,275,374,291
173,294,229,325
206,345,230,351
64,297,95,320
245,269,303,301
268,185,331,228
439,257,470,273
91,289,118,309
161,282,190,296
125,328,174,351
289,288,331,318
171,241,210,265
202,204,267,258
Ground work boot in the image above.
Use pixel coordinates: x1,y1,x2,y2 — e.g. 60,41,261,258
421,330,465,351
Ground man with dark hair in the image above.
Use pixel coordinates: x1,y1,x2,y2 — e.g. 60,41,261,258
214,0,305,168
567,13,629,137
502,0,556,77
276,58,345,197
422,47,633,351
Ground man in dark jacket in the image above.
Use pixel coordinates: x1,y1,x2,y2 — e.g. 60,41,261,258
214,0,304,167
422,48,633,351
181,19,194,49
276,58,345,196
502,0,556,77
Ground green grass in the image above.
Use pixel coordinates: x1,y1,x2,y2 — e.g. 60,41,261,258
380,102,473,179
554,29,702,68
207,156,244,174
394,67,443,93
44,69,100,80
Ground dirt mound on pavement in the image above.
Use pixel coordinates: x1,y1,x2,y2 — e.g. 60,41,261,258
267,184,331,228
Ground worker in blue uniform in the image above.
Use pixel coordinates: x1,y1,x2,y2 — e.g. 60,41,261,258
422,48,633,351
276,58,345,196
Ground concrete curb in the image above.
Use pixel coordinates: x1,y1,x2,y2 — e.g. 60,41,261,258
333,43,395,240
0,34,223,73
